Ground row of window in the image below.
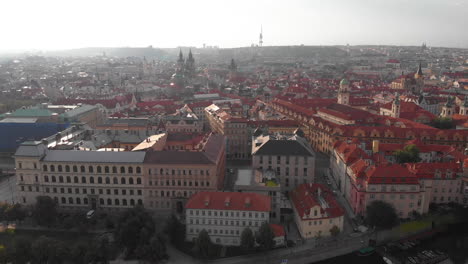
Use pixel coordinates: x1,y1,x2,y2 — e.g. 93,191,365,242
43,175,141,185
148,168,210,176
190,218,261,227
20,185,142,196
52,196,143,206
43,164,142,174
259,166,309,177
259,155,310,165
149,180,210,187
189,228,240,236
369,193,418,199
189,210,266,218
433,196,459,202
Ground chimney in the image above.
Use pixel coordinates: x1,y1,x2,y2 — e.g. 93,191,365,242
245,197,251,208
224,197,231,207
204,196,210,206
372,140,379,154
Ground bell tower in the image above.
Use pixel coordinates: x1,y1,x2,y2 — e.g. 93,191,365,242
391,93,401,118
337,78,350,105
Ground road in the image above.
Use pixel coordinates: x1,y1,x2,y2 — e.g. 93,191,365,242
0,175,16,204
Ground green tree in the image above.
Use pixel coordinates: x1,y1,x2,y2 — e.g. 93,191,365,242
5,204,26,222
240,227,255,252
394,144,421,164
114,206,156,258
329,225,340,239
366,200,399,229
33,196,57,226
70,242,89,264
12,238,32,264
165,214,185,246
135,234,167,262
31,236,68,264
431,117,455,129
196,229,213,258
255,223,275,250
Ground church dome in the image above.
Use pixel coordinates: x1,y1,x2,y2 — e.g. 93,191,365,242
340,78,349,86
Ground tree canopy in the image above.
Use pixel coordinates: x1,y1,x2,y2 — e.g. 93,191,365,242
195,229,214,258
394,144,421,164
33,196,57,226
240,227,255,251
431,117,455,129
256,223,275,250
366,200,399,229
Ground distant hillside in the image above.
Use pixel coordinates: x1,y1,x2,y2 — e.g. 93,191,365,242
44,47,167,58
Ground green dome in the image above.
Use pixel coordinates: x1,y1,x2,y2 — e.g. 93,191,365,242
340,78,349,86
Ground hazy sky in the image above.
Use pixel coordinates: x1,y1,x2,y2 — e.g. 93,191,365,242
1,0,467,51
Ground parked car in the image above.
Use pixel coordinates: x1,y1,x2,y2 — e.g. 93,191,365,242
86,210,95,219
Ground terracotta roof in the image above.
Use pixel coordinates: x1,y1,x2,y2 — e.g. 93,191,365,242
270,224,285,237
290,183,344,219
185,191,271,212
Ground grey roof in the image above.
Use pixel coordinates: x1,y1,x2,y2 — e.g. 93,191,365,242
15,142,48,157
253,139,314,156
43,150,146,163
0,118,38,123
61,104,97,118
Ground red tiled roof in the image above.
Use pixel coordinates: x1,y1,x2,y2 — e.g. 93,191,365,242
185,192,271,212
270,224,285,237
366,164,418,184
290,183,344,219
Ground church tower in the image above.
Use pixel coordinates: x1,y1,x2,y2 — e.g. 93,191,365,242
177,49,184,70
412,62,424,94
185,49,195,76
259,26,263,47
441,97,455,118
391,93,401,118
460,96,468,116
337,78,350,105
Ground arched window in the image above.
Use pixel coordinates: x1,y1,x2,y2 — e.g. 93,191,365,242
123,199,127,206
68,197,73,204
66,176,71,183
129,178,134,185
76,198,81,204
137,178,142,185
58,165,63,172
50,165,55,172
115,199,120,206
81,176,86,183
88,166,94,173
53,197,58,203
97,166,102,173
105,166,109,173
59,176,64,183
74,176,78,183
112,166,117,173
136,167,141,174
61,197,66,204
107,199,112,205
137,199,143,205
52,176,56,182
99,198,104,205
90,177,94,184
121,178,126,184
84,198,88,204
113,177,118,184
80,166,85,173
130,199,135,206
44,175,49,182
120,166,125,173
43,165,48,171
65,165,70,172
106,177,110,184
98,177,102,184
73,166,78,172
128,167,134,174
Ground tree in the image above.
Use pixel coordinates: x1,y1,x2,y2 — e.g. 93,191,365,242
33,196,57,226
31,236,68,264
240,227,255,251
114,206,157,258
329,225,340,239
256,223,275,250
12,238,32,264
394,144,421,164
165,214,185,246
431,117,455,129
135,234,167,262
70,242,89,264
196,229,213,258
366,200,399,229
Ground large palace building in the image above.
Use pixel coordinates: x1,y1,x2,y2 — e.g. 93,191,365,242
14,126,225,214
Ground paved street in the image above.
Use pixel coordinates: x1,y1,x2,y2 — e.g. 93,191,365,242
0,175,16,204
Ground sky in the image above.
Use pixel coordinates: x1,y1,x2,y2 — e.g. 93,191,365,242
1,0,467,52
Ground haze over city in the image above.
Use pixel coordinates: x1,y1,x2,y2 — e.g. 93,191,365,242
1,0,468,52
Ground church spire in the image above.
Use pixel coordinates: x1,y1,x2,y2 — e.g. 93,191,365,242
259,25,263,47
177,49,184,63
415,62,423,77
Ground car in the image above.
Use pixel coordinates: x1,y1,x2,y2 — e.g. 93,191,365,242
326,180,332,185
86,210,95,219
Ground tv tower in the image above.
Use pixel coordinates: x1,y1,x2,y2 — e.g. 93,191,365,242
259,25,263,47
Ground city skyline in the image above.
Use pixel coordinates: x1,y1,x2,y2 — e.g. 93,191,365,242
1,0,468,53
